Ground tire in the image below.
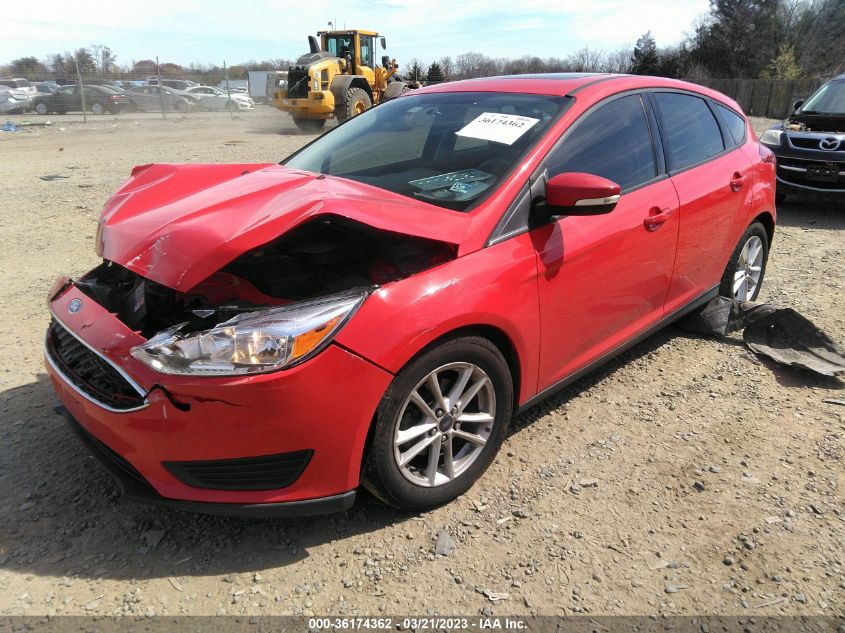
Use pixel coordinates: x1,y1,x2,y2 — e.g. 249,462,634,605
719,221,769,302
363,336,514,511
226,100,238,112
292,117,326,133
775,191,787,205
337,86,372,123
90,102,105,115
34,102,48,115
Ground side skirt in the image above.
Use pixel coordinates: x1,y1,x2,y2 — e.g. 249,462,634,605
517,285,719,414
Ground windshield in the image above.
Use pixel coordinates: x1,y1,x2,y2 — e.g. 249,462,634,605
800,80,845,114
284,92,568,211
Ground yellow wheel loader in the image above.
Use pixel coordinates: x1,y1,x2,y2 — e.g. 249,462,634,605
272,29,409,131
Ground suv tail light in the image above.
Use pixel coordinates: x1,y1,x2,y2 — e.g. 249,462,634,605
759,143,776,164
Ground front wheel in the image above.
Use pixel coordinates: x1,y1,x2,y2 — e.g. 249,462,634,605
363,336,513,511
336,86,372,123
719,222,769,301
225,100,239,112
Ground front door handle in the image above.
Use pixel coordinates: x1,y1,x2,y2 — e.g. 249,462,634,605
730,172,745,192
643,207,674,232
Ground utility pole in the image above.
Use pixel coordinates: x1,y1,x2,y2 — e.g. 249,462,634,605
157,56,166,120
224,60,235,120
75,58,86,123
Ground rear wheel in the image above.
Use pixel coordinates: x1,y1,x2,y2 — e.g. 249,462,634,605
34,102,49,115
337,87,372,123
292,117,326,133
363,336,513,511
90,102,105,115
719,222,769,302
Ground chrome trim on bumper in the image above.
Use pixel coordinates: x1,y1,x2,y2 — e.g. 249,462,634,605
776,175,845,194
46,309,150,413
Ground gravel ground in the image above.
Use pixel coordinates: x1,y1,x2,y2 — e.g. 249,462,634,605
0,108,842,618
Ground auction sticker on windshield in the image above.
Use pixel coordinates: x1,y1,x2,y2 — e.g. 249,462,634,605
456,112,540,145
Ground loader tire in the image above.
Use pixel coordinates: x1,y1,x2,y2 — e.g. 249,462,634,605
337,87,372,123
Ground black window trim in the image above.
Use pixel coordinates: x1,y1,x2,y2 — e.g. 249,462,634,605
646,88,744,177
487,89,667,246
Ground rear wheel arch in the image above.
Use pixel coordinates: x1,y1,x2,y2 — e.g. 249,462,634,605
752,211,775,246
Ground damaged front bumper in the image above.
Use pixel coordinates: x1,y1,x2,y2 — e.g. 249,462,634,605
45,283,393,516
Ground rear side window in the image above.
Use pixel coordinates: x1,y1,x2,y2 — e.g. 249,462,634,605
715,103,747,146
546,94,657,191
654,93,724,171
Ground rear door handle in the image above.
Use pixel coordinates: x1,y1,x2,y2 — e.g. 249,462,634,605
643,207,674,232
730,172,745,192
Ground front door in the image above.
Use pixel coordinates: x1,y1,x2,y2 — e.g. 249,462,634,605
533,93,680,391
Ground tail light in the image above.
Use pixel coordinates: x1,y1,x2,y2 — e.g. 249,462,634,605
759,143,776,164
109,94,120,100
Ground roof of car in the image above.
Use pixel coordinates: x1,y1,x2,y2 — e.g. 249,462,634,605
416,72,743,112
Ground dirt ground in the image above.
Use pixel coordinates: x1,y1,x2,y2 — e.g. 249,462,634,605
0,108,842,619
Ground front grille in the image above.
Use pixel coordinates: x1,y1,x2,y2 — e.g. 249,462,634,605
286,70,310,99
164,450,314,491
46,320,147,411
787,135,833,150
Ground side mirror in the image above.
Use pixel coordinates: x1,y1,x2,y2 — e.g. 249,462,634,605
381,55,391,69
380,37,387,49
792,99,804,112
534,172,621,223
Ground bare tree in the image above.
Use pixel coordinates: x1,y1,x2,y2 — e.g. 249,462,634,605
438,56,454,81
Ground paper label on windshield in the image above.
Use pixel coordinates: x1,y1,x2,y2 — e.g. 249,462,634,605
456,112,540,145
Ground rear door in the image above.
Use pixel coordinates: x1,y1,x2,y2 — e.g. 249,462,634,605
651,92,754,313
533,93,680,391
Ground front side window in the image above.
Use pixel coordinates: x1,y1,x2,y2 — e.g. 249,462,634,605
654,92,724,171
326,35,355,61
360,36,374,68
546,94,657,191
285,92,568,211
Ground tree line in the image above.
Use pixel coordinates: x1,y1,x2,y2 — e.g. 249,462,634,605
2,0,842,84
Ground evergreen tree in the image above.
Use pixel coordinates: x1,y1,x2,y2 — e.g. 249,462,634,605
630,31,659,75
425,62,445,83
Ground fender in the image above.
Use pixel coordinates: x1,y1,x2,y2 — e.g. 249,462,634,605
383,81,409,101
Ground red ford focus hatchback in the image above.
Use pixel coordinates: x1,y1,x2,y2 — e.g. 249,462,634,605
46,74,776,516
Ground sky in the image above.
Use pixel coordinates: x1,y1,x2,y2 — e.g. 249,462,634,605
4,0,711,68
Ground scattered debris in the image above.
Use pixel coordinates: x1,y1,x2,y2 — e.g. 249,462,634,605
39,174,69,181
681,297,845,376
434,530,456,556
822,398,845,406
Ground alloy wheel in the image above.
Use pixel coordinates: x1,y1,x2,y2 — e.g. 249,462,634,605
393,362,495,487
733,235,764,300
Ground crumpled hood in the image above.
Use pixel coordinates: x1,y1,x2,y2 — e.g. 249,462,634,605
98,163,470,291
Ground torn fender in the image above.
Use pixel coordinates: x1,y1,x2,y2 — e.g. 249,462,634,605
98,163,469,292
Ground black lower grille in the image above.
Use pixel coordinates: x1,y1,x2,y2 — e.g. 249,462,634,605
286,70,310,99
164,450,314,491
46,320,146,411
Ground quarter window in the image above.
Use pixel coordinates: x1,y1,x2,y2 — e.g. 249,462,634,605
546,94,657,191
654,93,724,171
714,103,747,146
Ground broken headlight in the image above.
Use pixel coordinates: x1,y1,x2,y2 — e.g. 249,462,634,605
130,289,368,376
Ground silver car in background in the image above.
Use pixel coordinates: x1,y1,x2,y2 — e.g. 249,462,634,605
183,85,254,111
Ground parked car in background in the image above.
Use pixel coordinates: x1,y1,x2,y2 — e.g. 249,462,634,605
183,85,254,111
759,73,845,201
0,86,29,113
124,85,198,112
32,84,130,115
35,81,60,94
0,78,38,99
45,74,776,517
146,78,198,91
0,86,30,114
